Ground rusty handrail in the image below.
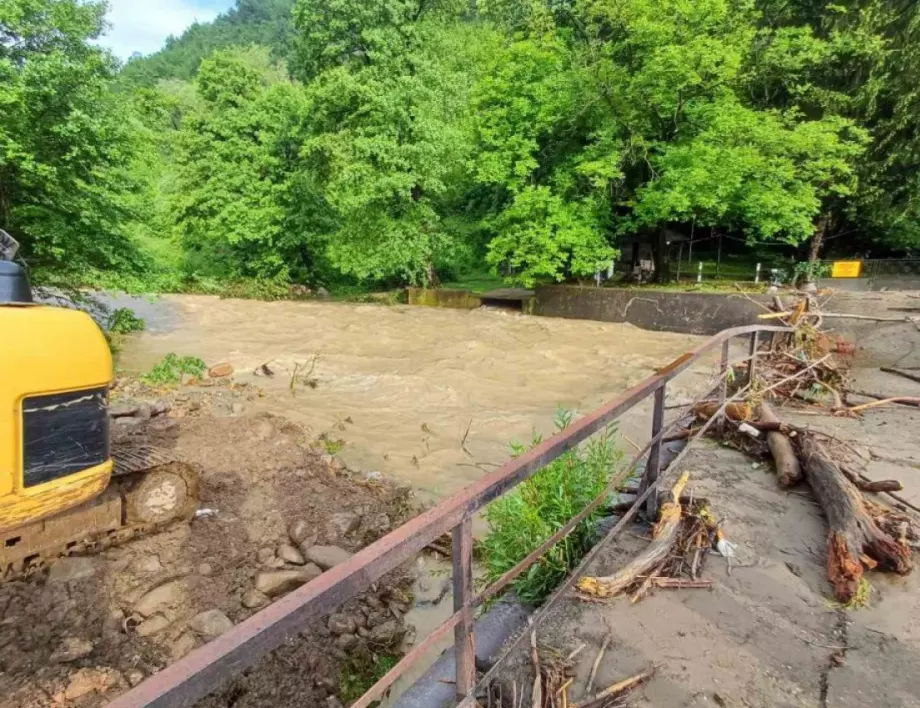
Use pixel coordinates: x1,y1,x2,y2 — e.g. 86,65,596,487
106,324,789,708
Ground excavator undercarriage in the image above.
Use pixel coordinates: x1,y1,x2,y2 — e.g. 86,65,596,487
0,444,199,581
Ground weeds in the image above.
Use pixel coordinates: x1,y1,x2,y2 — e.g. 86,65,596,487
338,653,398,704
107,307,146,334
142,353,207,386
319,434,345,455
480,410,623,604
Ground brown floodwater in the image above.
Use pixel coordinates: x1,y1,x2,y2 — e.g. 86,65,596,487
119,296,711,502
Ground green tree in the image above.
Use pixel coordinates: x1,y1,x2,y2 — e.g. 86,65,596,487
292,0,478,285
171,47,313,281
0,0,143,278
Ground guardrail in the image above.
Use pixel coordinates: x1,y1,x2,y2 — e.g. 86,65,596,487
107,324,790,708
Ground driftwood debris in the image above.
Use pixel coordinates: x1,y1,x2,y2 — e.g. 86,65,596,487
577,473,689,599
800,435,912,600
680,292,920,603
570,667,656,708
758,401,802,487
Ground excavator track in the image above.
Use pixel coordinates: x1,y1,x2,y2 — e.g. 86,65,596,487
0,444,199,582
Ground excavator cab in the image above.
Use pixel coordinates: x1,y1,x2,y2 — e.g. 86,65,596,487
0,231,197,578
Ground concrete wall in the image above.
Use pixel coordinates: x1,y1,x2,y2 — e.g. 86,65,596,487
407,287,481,309
532,286,920,368
532,286,770,335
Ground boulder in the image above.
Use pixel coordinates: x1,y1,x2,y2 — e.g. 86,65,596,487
325,513,359,541
253,566,322,597
327,612,357,636
256,547,276,564
47,556,99,584
133,579,186,618
288,519,316,547
334,633,358,653
171,633,198,661
189,609,234,641
208,363,234,378
135,614,170,637
241,589,269,609
231,402,245,415
150,400,171,417
109,403,140,418
306,545,353,570
277,543,305,565
50,637,94,663
367,619,403,647
102,609,125,636
198,562,213,577
125,669,145,687
61,668,121,701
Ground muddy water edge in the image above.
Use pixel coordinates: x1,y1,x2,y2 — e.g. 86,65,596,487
117,295,712,702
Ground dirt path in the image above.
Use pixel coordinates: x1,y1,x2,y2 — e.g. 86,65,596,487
117,297,708,502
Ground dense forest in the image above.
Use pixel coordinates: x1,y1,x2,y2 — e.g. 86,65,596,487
2,0,918,292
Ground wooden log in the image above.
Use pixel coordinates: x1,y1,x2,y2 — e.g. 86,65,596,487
577,473,689,599
800,435,912,602
759,401,802,487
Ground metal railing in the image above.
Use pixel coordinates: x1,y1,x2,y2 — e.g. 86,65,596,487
107,324,790,708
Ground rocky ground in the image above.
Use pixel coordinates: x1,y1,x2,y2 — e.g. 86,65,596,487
0,375,418,708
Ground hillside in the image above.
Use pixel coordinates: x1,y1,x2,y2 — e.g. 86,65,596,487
118,0,295,86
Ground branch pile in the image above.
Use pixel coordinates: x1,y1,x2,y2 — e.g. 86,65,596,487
692,295,919,603
576,473,718,602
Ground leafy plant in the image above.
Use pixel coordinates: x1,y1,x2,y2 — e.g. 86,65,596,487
480,410,623,604
793,260,832,284
338,653,399,704
142,353,207,386
107,307,146,334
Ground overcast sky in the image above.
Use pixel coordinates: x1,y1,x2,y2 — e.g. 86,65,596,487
98,0,235,59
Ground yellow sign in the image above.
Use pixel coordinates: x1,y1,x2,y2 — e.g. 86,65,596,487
831,261,862,278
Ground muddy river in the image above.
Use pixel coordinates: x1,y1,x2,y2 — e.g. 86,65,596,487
114,295,717,702
118,296,711,502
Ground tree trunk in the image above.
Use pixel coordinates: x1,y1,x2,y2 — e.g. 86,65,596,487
652,228,670,283
800,435,912,602
425,261,439,288
808,214,830,264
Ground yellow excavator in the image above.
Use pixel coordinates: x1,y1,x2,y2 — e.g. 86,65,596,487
0,232,199,580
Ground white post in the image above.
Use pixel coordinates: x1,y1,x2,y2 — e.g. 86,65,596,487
755,263,761,283
697,261,703,284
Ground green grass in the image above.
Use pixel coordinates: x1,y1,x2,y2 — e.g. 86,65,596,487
480,410,623,604
142,353,207,386
440,269,505,294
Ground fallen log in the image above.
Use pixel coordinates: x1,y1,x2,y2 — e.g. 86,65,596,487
759,401,802,487
800,435,912,602
577,472,689,599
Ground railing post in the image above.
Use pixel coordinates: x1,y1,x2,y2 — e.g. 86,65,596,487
453,514,475,700
747,331,758,385
719,339,730,428
645,384,666,520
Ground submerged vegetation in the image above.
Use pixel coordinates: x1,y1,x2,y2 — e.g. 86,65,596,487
481,410,624,604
